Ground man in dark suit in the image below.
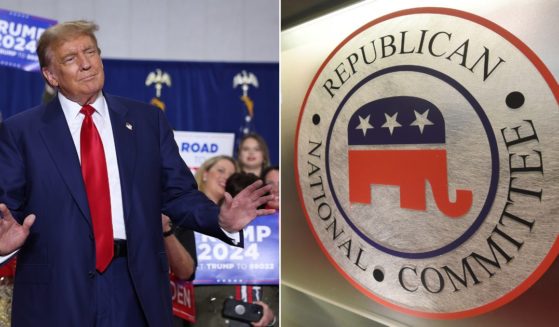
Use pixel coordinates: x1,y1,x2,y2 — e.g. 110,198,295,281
0,20,273,327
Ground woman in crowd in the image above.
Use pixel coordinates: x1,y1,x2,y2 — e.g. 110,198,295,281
237,133,270,177
164,155,237,326
162,214,198,327
261,166,279,211
192,156,276,327
195,155,238,204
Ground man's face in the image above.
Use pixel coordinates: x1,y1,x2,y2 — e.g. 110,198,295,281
42,34,104,105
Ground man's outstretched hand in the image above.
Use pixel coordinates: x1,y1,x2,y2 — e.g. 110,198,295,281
219,180,276,233
0,203,35,256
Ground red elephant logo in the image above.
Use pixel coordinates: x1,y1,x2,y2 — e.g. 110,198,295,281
347,97,472,218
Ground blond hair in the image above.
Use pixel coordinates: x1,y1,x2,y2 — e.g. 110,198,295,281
37,20,100,68
194,155,238,193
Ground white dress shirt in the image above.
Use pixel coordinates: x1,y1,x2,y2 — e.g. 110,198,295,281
59,92,127,239
58,92,240,244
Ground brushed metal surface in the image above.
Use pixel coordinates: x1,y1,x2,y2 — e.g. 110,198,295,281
282,0,559,325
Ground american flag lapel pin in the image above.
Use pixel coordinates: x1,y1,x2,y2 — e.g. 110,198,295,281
126,122,133,130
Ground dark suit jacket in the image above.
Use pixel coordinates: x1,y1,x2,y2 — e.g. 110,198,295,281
0,94,235,326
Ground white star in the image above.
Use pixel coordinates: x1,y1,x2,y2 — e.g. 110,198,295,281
381,113,402,135
410,109,434,134
355,114,373,136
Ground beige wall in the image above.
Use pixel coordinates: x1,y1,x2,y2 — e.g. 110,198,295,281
1,0,279,62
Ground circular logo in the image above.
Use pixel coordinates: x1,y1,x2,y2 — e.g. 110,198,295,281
295,8,559,319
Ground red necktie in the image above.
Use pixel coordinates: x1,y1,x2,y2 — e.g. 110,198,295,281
80,105,113,272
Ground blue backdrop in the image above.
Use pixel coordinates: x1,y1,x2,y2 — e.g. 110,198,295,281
0,59,279,165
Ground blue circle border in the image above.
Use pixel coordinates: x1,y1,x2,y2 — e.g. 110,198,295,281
325,65,500,259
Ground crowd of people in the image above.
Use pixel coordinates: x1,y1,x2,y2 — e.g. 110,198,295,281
166,133,280,326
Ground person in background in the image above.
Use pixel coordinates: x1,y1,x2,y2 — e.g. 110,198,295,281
191,156,237,327
261,166,279,211
222,172,277,327
162,157,237,327
191,157,276,326
162,214,196,281
237,133,270,177
195,155,238,204
169,155,237,326
162,214,198,327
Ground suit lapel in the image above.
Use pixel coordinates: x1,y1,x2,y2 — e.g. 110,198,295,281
105,94,136,221
39,99,92,226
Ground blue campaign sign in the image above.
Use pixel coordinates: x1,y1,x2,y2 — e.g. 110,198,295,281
0,9,56,71
194,212,279,285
